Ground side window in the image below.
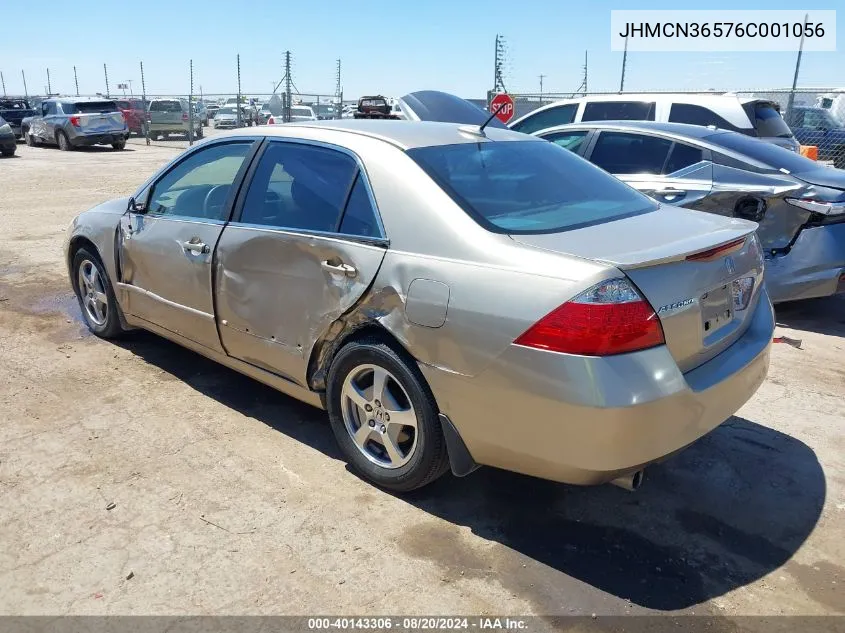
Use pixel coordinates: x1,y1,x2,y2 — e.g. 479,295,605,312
43,102,57,116
510,104,578,134
240,142,358,232
540,130,589,153
789,109,805,127
668,103,745,132
339,174,382,238
582,101,656,122
589,132,672,175
663,143,704,174
147,142,252,220
803,110,828,129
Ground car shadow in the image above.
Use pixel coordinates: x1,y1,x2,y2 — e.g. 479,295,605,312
775,293,845,338
113,332,826,613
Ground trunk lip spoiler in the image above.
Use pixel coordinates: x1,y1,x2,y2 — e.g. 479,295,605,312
685,237,747,262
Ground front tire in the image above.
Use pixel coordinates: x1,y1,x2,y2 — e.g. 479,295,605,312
112,139,126,150
57,130,72,151
71,248,125,339
25,130,35,146
327,337,449,492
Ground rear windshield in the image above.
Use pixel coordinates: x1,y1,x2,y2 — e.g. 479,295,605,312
116,101,130,109
65,101,119,114
708,131,818,173
292,107,312,117
150,100,182,112
407,141,657,234
0,99,30,110
748,103,793,138
217,107,237,115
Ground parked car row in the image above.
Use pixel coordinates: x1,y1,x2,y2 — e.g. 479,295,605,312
391,90,845,306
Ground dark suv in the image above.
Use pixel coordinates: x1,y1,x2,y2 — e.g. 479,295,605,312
787,106,845,168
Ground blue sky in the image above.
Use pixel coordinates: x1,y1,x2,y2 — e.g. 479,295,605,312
1,0,842,99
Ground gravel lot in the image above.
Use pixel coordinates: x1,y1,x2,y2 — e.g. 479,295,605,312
0,139,843,623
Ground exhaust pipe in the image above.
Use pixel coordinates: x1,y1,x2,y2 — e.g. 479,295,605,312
610,470,644,491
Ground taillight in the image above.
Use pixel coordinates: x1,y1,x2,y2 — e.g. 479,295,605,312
182,112,188,121
267,115,275,124
514,278,665,356
70,115,81,127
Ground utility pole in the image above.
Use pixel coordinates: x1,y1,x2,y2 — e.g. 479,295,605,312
538,74,545,103
335,58,342,119
619,35,628,92
785,12,809,124
493,34,507,94
127,79,133,97
140,61,149,145
284,50,292,123
1,72,5,97
583,50,588,95
73,66,79,96
103,63,110,97
236,54,242,128
188,59,194,145
21,70,28,99
46,68,51,95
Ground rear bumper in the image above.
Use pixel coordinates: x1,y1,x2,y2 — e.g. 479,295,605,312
420,289,774,485
765,222,845,303
70,132,129,146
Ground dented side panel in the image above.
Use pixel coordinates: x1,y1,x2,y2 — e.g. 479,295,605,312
214,225,387,386
689,164,808,250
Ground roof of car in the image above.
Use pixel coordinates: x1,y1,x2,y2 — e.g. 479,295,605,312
539,120,726,139
47,96,119,103
212,119,535,149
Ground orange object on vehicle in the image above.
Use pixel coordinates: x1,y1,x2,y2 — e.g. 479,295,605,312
799,145,819,160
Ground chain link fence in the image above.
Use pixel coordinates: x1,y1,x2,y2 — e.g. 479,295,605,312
482,88,845,168
119,91,342,150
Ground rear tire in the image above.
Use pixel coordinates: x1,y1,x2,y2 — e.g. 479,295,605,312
25,130,35,146
1,149,14,157
71,247,125,339
326,337,450,492
57,131,72,151
196,126,203,139
112,139,126,150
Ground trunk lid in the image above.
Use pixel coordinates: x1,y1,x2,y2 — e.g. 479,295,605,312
68,101,125,133
512,205,764,372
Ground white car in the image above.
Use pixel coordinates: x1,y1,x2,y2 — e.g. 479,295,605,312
509,93,800,152
266,105,317,124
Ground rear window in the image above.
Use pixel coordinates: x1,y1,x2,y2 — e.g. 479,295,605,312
747,103,793,138
65,101,119,114
708,131,817,173
150,100,183,112
511,103,578,134
582,101,656,122
668,103,748,133
292,107,312,117
116,101,130,110
406,141,657,235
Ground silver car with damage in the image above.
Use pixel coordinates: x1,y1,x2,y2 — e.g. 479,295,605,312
24,97,128,150
64,121,773,492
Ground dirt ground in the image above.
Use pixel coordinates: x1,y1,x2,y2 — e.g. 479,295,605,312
0,139,843,624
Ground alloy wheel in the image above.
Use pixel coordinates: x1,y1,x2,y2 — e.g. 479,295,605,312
340,364,419,469
77,259,108,326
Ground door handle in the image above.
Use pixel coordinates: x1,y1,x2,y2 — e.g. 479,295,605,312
321,260,357,277
655,188,686,197
182,240,210,254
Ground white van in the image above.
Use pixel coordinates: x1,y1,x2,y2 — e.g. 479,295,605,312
510,93,799,152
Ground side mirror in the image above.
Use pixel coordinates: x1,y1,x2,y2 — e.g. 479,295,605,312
128,196,146,214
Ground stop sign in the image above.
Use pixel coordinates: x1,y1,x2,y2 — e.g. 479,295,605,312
489,93,515,124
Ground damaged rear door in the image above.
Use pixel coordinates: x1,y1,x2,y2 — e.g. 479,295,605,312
215,139,387,386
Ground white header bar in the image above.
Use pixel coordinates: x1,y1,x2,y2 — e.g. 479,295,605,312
610,10,837,52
